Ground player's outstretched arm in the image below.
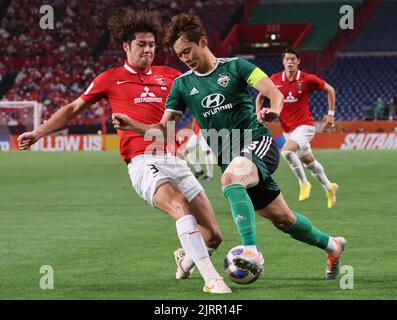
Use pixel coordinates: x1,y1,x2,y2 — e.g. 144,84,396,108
112,110,181,138
255,77,284,123
18,97,92,150
322,82,336,128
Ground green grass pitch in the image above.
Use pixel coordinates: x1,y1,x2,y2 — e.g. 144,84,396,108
0,150,396,300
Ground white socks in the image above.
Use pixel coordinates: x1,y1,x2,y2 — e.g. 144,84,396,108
204,151,214,178
282,150,332,191
325,237,337,254
281,150,309,186
244,245,259,255
305,160,332,191
176,215,221,282
187,149,213,178
181,247,216,272
186,151,202,174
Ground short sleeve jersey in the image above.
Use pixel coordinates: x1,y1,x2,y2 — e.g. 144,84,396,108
270,70,325,133
80,61,181,161
166,58,271,162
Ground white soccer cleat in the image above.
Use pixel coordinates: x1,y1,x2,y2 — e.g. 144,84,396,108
203,278,232,294
174,248,195,280
233,249,264,273
325,236,347,279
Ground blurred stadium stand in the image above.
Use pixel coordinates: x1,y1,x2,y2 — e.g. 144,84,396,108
347,0,397,51
0,0,396,132
248,0,363,51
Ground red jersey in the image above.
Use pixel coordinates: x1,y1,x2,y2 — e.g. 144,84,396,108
80,61,181,162
270,70,325,133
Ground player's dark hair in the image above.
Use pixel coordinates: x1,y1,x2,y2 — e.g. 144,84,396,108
107,8,162,45
282,47,301,59
163,13,207,49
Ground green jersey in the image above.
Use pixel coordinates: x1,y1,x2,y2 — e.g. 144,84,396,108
165,57,271,163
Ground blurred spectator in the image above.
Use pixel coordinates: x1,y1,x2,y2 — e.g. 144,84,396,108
362,101,374,121
195,0,203,10
1,0,243,127
387,97,396,121
7,115,18,126
374,97,386,120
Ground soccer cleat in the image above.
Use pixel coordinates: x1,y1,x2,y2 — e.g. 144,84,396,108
203,278,232,294
325,236,347,279
174,248,195,280
299,183,312,202
326,183,339,208
202,175,213,181
194,170,204,178
233,249,264,273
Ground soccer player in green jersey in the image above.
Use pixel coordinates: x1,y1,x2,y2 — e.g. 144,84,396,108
112,13,347,280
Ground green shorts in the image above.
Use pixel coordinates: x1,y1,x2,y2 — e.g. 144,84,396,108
220,136,281,210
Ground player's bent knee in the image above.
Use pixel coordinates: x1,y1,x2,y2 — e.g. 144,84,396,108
303,160,314,168
281,150,296,161
301,153,315,165
220,172,241,187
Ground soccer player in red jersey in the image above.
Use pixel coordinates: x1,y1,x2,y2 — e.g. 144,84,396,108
256,47,338,208
185,118,214,180
17,8,230,294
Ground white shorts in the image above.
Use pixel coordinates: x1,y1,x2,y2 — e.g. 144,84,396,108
127,154,204,208
283,125,315,158
187,133,211,153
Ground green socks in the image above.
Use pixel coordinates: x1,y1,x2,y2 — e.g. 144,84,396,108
223,184,256,246
285,211,329,249
223,184,329,250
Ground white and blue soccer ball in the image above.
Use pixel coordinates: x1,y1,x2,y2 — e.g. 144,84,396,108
224,245,264,285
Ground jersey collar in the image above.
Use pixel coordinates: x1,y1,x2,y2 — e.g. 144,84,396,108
282,70,301,81
123,60,152,75
193,58,220,77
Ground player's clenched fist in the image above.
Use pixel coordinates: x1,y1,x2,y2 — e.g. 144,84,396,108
322,114,335,129
112,113,136,131
17,131,39,150
256,108,280,124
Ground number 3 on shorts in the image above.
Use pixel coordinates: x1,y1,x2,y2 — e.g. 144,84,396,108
148,164,160,176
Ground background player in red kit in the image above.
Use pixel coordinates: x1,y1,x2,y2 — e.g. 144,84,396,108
256,47,338,208
17,8,230,294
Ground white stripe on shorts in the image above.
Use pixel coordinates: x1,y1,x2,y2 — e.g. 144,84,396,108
254,136,268,156
255,136,271,158
257,137,272,158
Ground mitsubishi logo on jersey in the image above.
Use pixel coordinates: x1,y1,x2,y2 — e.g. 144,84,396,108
134,86,162,103
201,93,233,118
141,86,155,97
284,91,298,103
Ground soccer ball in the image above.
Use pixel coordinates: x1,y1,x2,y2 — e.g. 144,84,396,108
224,245,264,285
